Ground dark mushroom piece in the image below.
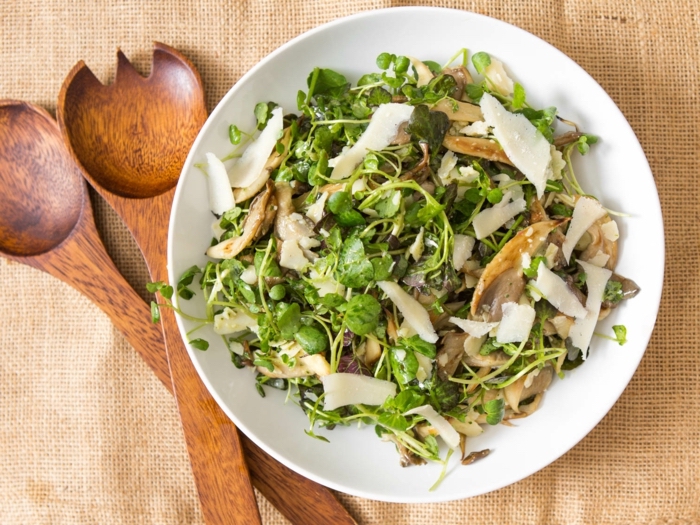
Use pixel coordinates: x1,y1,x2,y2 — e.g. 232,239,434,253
443,135,512,165
442,66,474,100
602,273,641,309
477,267,525,323
206,179,276,259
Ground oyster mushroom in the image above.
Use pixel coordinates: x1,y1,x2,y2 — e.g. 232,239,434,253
578,215,618,270
274,181,317,241
432,99,483,123
443,135,512,165
206,179,276,259
257,342,330,379
233,127,291,203
477,267,525,322
471,219,566,317
503,365,554,413
436,333,493,380
602,273,641,309
442,66,473,100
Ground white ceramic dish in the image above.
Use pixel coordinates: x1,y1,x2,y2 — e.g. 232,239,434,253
168,7,664,503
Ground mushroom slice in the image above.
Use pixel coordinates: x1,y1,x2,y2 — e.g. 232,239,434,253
206,180,275,259
257,342,330,379
274,181,316,241
471,219,565,316
478,268,525,323
579,215,618,270
436,332,468,380
233,127,291,203
443,135,512,165
432,99,483,123
442,66,473,100
407,56,434,87
602,273,641,309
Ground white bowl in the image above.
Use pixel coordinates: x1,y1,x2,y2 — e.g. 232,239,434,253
168,7,664,503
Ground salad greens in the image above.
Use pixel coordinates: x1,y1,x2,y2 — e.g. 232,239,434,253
154,49,640,475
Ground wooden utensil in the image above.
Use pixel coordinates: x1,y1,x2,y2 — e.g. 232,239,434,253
0,100,169,381
0,99,356,525
56,43,261,525
57,43,357,525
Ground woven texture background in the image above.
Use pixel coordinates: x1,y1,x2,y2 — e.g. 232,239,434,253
0,0,697,523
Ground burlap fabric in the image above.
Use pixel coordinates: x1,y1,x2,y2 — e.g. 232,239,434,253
0,1,696,523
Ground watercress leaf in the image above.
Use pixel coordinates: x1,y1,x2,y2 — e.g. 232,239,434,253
228,124,241,145
612,325,627,345
376,52,394,70
398,334,437,358
465,83,484,102
375,190,401,218
189,338,210,351
308,68,349,98
178,265,202,287
337,236,374,288
405,104,451,157
389,347,419,386
430,379,461,412
392,389,426,412
416,200,445,224
550,202,573,217
471,51,491,74
423,60,442,75
327,191,353,214
368,87,392,106
277,302,301,339
512,82,526,110
358,72,382,86
294,325,329,355
486,188,503,204
255,250,282,277
394,55,410,75
483,398,505,425
371,254,394,281
378,412,410,432
150,301,160,323
344,294,381,336
523,256,547,279
320,293,346,308
335,209,366,227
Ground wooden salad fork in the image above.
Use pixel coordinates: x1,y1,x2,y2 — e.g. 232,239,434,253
57,42,355,525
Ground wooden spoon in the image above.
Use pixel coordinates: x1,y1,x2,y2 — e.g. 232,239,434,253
57,43,356,525
0,100,169,381
0,99,356,525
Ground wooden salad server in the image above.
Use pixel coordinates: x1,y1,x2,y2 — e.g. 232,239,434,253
0,99,355,525
57,43,356,525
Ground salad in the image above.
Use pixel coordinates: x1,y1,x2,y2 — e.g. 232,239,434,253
152,49,640,476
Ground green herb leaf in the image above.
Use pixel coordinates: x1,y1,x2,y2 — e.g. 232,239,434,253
603,280,624,304
344,294,381,336
389,347,419,385
337,236,374,288
471,51,491,74
512,82,526,109
327,191,353,215
150,301,160,323
398,334,436,359
307,68,349,99
294,325,329,355
189,338,210,351
378,412,410,432
375,190,401,218
368,87,392,106
376,52,394,70
483,398,505,425
612,325,627,345
371,255,394,281
277,302,301,339
465,83,484,102
405,104,451,157
335,209,366,227
523,256,547,279
391,389,426,412
228,124,241,145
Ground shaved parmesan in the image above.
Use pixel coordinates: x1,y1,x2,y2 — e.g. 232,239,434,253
377,281,438,343
409,227,425,261
322,373,397,411
437,151,458,184
586,250,610,268
414,352,433,383
480,93,551,198
306,191,329,224
405,405,460,449
569,261,612,359
561,197,607,262
309,269,344,297
205,152,235,215
330,103,414,179
496,302,536,343
228,107,284,188
453,234,476,270
240,265,257,285
483,58,515,96
544,243,560,269
279,239,310,272
214,307,257,335
449,317,499,337
459,120,490,137
534,262,588,318
473,197,526,239
601,219,619,242
407,56,434,87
